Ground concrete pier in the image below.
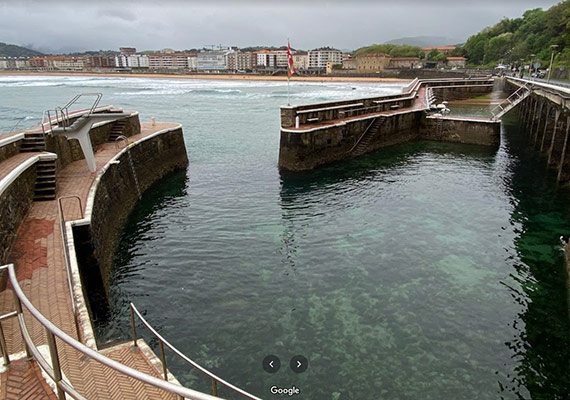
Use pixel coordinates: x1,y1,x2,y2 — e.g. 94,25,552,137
0,108,188,399
279,78,499,171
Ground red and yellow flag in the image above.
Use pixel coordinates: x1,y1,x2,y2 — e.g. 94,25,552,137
287,40,296,78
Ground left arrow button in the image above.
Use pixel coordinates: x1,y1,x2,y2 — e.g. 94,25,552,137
262,355,280,373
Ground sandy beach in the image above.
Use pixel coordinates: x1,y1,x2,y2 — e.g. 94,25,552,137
0,70,409,83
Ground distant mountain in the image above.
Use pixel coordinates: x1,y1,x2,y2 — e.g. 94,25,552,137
0,42,44,57
386,36,464,47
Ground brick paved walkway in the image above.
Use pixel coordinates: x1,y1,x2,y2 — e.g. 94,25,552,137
1,358,58,400
0,122,180,399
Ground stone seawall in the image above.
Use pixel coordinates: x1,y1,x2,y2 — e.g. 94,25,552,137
430,85,494,102
87,126,188,292
0,164,36,265
279,111,423,171
420,116,501,147
0,135,23,164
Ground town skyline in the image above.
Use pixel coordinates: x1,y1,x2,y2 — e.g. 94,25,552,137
0,0,561,54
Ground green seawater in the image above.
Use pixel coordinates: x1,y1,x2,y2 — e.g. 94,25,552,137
1,76,568,399
106,120,570,399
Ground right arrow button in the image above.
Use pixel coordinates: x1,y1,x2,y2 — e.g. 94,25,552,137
290,355,308,373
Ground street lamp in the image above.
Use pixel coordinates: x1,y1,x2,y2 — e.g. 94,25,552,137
530,53,536,79
548,44,559,83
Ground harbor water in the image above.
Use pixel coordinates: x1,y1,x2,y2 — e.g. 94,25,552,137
1,75,568,399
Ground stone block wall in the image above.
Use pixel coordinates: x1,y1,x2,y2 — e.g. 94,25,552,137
0,165,36,286
430,85,494,102
420,116,501,147
279,111,422,171
87,127,188,291
0,138,22,164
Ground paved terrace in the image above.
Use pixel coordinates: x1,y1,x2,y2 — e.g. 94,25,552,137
0,122,179,399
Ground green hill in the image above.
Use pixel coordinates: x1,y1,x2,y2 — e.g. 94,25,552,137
462,1,570,67
0,42,44,57
353,44,423,58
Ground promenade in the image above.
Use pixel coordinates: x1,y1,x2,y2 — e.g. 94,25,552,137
0,122,179,399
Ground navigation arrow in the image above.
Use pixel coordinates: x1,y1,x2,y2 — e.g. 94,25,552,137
290,355,308,373
262,355,280,373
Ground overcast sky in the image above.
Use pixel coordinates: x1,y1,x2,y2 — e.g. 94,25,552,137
0,0,561,53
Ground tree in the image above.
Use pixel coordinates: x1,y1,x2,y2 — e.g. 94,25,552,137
428,49,446,62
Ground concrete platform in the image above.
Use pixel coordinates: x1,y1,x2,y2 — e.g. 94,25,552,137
0,122,180,399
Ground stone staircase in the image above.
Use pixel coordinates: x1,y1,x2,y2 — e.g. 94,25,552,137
108,119,127,142
34,159,57,201
350,115,387,157
21,132,46,152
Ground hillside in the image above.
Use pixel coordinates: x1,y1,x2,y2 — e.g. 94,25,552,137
353,44,422,58
0,42,43,57
386,36,464,47
462,1,570,67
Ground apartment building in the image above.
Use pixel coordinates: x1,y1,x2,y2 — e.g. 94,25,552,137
226,51,257,71
308,47,342,69
148,52,195,70
196,49,230,71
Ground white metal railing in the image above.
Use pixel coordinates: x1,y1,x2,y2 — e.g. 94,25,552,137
0,263,226,400
57,195,83,340
490,82,532,120
41,93,103,135
130,303,263,400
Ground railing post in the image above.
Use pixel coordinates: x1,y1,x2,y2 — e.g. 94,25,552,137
129,305,138,347
12,293,31,360
212,378,218,396
159,340,168,380
46,329,65,400
0,321,10,366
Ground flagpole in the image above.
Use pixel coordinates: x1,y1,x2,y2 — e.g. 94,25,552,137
287,76,290,106
287,37,291,106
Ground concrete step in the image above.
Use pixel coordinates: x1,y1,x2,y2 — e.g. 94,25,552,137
34,159,57,201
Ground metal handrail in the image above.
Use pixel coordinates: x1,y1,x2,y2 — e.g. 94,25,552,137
57,195,83,330
0,263,224,400
41,93,103,134
347,116,382,154
490,82,532,119
129,303,263,400
61,93,103,116
114,135,129,150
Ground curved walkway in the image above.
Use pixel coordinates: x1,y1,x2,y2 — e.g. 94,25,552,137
0,122,179,399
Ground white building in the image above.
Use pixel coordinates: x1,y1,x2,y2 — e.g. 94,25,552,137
0,57,30,69
308,47,342,69
115,54,149,68
256,50,288,69
292,52,308,70
197,50,230,71
188,56,198,71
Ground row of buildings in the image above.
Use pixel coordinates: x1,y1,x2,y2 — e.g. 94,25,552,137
0,46,466,73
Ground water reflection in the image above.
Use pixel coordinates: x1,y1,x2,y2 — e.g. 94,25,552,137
498,116,570,398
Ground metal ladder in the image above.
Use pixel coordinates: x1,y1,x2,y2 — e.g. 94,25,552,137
490,83,532,121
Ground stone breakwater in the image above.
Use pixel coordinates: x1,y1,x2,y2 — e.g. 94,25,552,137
279,78,499,171
87,126,188,293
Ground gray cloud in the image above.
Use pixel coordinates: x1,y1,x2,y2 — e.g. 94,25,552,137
0,0,561,53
